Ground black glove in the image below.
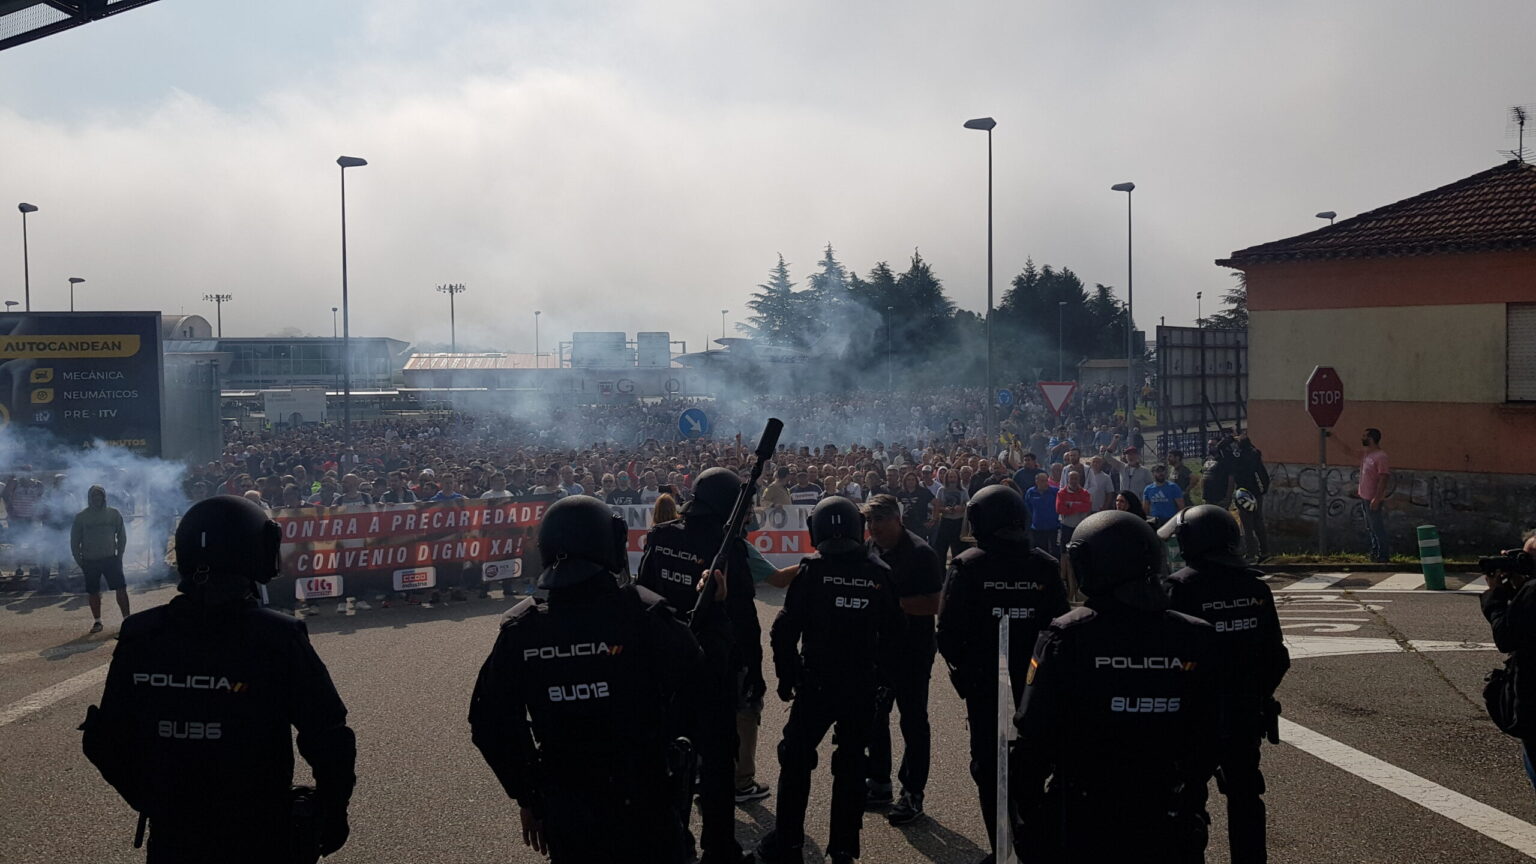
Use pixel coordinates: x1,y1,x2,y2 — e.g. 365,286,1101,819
318,805,350,857
777,681,796,703
743,670,767,706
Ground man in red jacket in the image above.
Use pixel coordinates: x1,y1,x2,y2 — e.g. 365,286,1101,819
1054,468,1093,551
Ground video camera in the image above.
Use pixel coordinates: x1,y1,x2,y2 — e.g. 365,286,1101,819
1479,549,1535,578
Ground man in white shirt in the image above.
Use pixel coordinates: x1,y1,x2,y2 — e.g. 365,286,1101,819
1085,456,1117,512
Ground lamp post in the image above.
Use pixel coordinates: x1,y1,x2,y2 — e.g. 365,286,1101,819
963,116,997,446
18,203,37,312
4,300,17,315
886,305,895,391
331,307,338,338
1316,210,1336,226
1057,300,1067,379
534,310,541,368
1111,181,1136,428
203,292,231,336
437,283,466,352
1196,291,1203,327
720,309,728,342
336,155,367,448
68,277,85,312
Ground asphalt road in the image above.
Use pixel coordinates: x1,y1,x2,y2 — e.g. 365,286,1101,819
3,571,1534,863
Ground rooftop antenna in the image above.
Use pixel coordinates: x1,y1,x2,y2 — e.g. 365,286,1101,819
1504,105,1531,164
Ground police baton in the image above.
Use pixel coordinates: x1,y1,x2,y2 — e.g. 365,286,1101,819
690,418,783,634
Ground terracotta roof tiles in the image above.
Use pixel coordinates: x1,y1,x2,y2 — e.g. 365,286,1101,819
1218,160,1536,266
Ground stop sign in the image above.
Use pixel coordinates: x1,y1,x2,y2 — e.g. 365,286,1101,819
1305,366,1345,428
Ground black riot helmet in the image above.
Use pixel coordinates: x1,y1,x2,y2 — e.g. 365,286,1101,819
537,495,629,589
175,495,283,586
687,467,741,519
808,496,864,554
1066,510,1165,597
1156,504,1245,568
967,484,1028,543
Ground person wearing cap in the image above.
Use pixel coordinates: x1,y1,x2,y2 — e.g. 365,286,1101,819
1159,505,1288,864
1118,445,1153,501
470,495,702,863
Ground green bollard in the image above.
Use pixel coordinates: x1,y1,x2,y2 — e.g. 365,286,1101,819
1418,525,1446,590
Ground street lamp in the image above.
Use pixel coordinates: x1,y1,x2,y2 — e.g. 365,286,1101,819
4,300,17,315
336,155,367,448
331,307,338,338
1111,181,1136,428
963,116,997,445
1196,291,1203,327
18,203,37,312
1316,210,1336,226
886,305,895,390
1057,300,1067,379
720,308,728,341
203,292,231,336
437,283,466,352
67,277,85,312
534,310,541,368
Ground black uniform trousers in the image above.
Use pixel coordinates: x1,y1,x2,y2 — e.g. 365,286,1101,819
866,644,934,798
1022,784,1208,864
542,765,682,864
775,676,877,859
1197,735,1267,864
694,632,746,860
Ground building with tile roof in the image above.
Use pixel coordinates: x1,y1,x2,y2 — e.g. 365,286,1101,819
1217,160,1536,553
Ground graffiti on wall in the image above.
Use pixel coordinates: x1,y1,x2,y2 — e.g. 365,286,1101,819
1264,463,1517,554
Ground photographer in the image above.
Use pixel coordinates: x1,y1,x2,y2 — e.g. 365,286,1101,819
1481,531,1536,791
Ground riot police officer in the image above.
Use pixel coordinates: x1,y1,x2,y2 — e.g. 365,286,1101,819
470,495,703,863
757,496,902,864
636,467,762,864
1159,504,1289,864
1012,510,1221,864
80,495,355,864
935,484,1068,862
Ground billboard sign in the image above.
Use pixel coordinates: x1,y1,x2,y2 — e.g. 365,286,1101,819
0,312,163,456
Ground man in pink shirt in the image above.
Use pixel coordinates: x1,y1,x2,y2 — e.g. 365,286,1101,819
1358,427,1391,562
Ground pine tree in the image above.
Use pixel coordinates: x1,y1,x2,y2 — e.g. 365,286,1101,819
743,254,801,346
1205,272,1249,330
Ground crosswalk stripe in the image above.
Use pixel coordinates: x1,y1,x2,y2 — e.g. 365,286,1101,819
1459,575,1488,593
1278,573,1348,591
1280,717,1536,857
1362,573,1428,592
0,663,108,728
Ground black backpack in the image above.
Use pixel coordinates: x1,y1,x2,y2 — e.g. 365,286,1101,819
1484,655,1536,739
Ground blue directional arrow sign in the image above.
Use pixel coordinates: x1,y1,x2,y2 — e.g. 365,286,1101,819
996,388,1013,407
678,407,711,439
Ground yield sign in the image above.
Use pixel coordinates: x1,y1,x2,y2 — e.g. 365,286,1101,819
1037,381,1077,416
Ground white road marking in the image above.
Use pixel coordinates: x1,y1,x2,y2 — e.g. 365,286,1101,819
1278,573,1348,591
1284,634,1497,660
1460,576,1489,593
1364,573,1429,592
0,662,109,728
1280,717,1536,857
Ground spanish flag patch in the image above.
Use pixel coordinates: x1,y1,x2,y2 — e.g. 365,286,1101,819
1026,657,1039,686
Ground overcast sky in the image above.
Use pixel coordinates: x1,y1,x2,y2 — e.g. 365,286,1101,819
0,0,1531,352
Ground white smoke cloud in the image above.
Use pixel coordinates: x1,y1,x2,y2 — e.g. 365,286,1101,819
0,428,187,582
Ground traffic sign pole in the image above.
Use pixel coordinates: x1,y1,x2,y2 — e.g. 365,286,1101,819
1318,427,1327,555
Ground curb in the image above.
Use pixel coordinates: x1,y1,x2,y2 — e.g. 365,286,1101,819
1259,563,1479,574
